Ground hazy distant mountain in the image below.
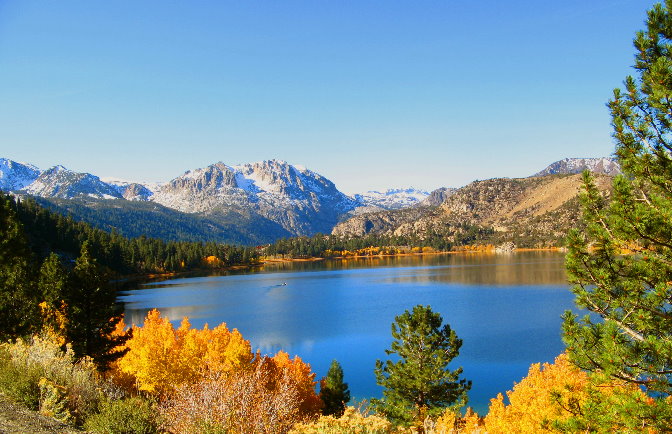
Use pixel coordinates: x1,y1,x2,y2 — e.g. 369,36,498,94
532,157,621,177
420,187,457,207
351,188,430,210
103,179,155,201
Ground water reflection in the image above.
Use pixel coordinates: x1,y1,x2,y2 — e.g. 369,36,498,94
119,251,573,414
263,251,567,285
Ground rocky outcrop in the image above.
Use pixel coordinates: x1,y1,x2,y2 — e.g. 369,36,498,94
420,187,456,207
532,157,620,177
152,160,358,236
333,174,613,248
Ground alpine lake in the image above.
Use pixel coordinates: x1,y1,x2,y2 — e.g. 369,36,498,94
118,251,577,414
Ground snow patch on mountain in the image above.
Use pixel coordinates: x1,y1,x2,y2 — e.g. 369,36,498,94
352,188,430,210
151,160,358,235
102,178,158,201
532,157,621,177
25,166,124,199
0,158,40,191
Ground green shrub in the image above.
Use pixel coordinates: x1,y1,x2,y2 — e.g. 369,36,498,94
0,334,104,423
0,346,41,409
84,396,160,434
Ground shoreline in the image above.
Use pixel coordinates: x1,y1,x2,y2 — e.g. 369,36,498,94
260,246,565,263
120,247,565,285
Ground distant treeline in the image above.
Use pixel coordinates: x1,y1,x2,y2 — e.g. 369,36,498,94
9,194,259,275
264,223,495,258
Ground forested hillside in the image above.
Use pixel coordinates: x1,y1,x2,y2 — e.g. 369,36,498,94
0,193,259,340
32,196,290,245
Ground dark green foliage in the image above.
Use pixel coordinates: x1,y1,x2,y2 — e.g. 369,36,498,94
550,383,672,433
84,397,161,434
319,359,350,417
563,1,672,429
265,231,460,257
35,196,290,245
38,253,69,306
0,195,39,339
0,193,258,365
65,242,127,367
13,195,259,275
373,305,470,426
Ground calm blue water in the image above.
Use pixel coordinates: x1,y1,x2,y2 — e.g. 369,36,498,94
119,251,575,414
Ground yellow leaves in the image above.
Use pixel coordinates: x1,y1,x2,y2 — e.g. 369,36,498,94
203,255,223,267
483,353,589,433
39,301,68,347
272,351,323,415
115,309,324,431
290,406,394,434
115,309,252,395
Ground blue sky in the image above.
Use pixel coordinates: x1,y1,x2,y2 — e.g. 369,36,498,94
0,0,653,193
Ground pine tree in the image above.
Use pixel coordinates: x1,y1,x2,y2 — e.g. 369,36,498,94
38,252,69,305
319,359,350,417
562,1,672,428
373,305,470,427
66,241,127,368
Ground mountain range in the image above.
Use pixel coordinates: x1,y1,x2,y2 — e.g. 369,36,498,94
0,156,620,245
1,158,432,243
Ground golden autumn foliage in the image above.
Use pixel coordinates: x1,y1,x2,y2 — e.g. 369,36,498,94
112,309,323,433
38,301,69,347
431,407,483,433
484,353,589,433
115,309,252,395
272,351,323,416
458,244,495,252
479,352,640,433
203,255,223,267
290,406,394,433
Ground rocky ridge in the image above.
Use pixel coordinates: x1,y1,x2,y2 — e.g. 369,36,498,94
532,157,620,177
333,173,614,248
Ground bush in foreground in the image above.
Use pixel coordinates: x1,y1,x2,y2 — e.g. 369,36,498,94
84,396,160,434
0,333,102,424
160,356,319,433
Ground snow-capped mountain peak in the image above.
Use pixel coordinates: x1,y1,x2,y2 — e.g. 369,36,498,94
0,158,40,191
352,187,430,210
148,159,357,235
24,165,124,200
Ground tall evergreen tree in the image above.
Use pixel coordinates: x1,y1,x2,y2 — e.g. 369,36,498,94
562,1,672,428
66,241,127,368
319,359,350,417
373,305,470,427
38,252,69,305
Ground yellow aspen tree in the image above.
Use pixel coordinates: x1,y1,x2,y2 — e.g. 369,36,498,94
484,353,589,433
115,309,253,395
272,351,323,415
